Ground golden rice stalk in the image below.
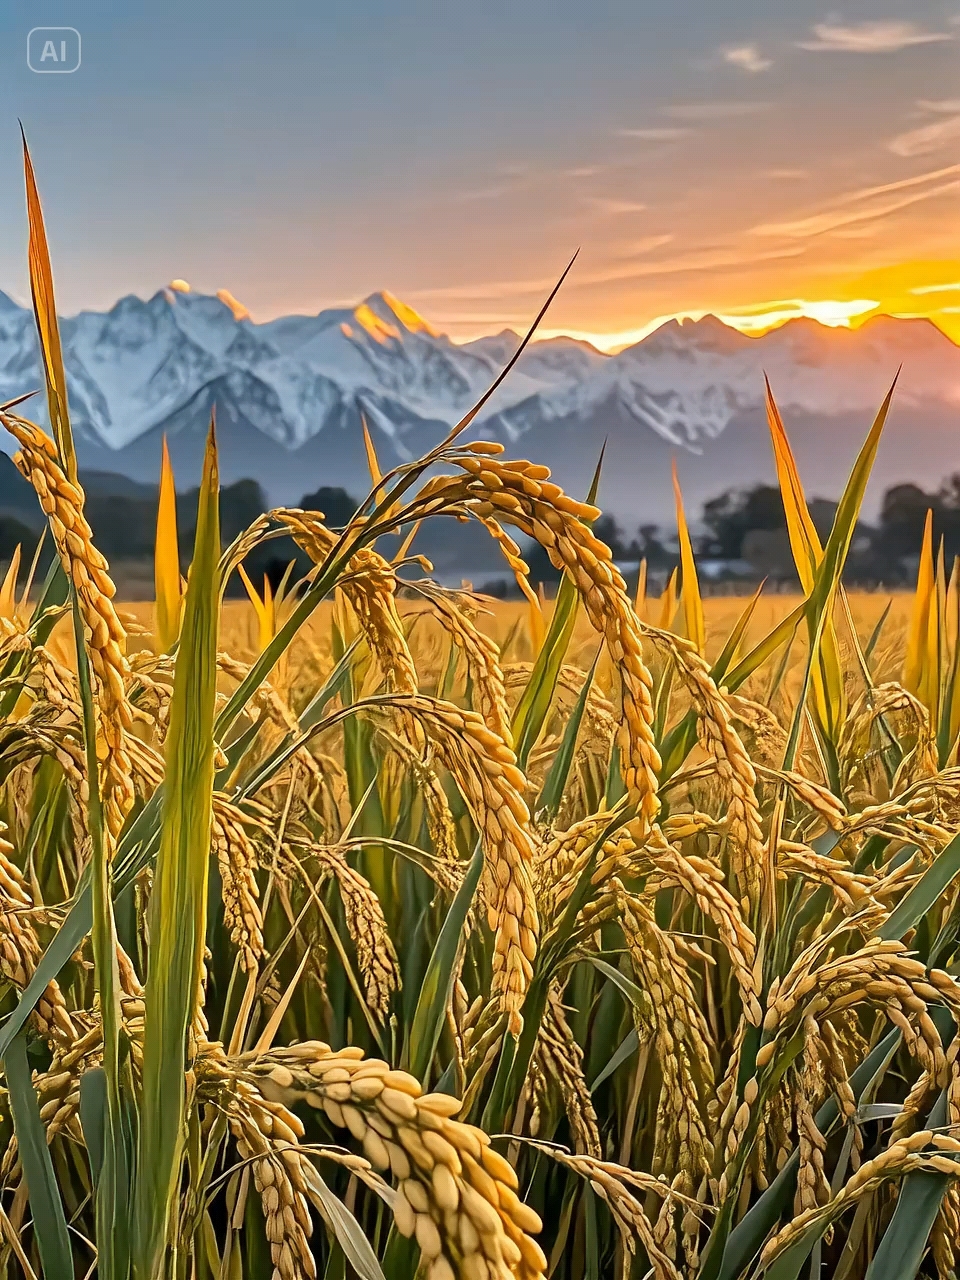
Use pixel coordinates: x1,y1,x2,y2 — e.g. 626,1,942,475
639,824,761,1023
411,450,661,822
217,652,299,733
758,941,960,1082
225,1042,548,1280
283,837,400,1019
725,694,788,768
375,729,460,873
931,1186,960,1280
518,1143,686,1280
275,509,418,693
376,693,538,1034
534,812,618,912
794,1074,831,1215
757,767,848,831
212,796,265,972
640,625,764,906
760,1131,960,1268
840,683,938,797
411,584,512,744
531,988,602,1157
0,821,75,1044
222,1084,317,1280
617,890,715,1183
2,413,134,844
776,842,885,920
814,1020,861,1169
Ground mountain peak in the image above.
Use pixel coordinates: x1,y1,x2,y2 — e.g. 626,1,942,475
361,290,439,337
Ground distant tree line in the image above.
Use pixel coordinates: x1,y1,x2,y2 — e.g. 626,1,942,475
4,466,960,593
0,475,361,596
525,475,960,590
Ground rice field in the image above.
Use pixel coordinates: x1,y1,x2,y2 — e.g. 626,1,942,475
4,141,960,1280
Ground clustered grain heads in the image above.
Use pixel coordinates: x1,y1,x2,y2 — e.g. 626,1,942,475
641,625,765,906
411,584,513,745
410,447,662,822
3,413,134,844
233,1042,547,1280
380,693,538,1034
0,821,74,1044
276,509,418,694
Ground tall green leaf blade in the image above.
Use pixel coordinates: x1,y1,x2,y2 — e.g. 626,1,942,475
782,381,897,771
864,1090,951,1280
711,1029,901,1280
4,1031,74,1278
537,648,601,819
511,449,603,768
404,841,484,1083
135,423,220,1279
21,132,75,483
880,831,960,941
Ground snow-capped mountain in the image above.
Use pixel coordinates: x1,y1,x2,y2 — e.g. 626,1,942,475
0,284,958,523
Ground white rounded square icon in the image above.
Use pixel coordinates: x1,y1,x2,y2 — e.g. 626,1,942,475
28,28,81,74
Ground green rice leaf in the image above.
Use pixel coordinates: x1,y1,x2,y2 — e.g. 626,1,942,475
136,422,220,1279
404,840,484,1084
4,1031,73,1279
880,831,960,941
537,647,601,820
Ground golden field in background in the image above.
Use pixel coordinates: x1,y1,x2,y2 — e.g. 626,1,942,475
117,589,916,685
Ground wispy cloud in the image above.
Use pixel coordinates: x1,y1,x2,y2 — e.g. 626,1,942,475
586,198,648,216
610,234,675,258
751,179,960,238
832,163,960,204
766,168,808,180
407,240,799,304
577,243,806,286
798,20,953,53
889,114,960,157
722,44,772,73
911,281,960,294
917,99,960,112
616,127,691,141
662,101,768,120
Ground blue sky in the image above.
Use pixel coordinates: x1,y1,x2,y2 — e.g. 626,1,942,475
0,1,958,343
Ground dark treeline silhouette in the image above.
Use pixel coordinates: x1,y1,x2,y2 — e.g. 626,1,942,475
4,455,960,593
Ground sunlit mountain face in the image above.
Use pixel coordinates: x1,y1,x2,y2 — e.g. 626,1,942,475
0,283,958,529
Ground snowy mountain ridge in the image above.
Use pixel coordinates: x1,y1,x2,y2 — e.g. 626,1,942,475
1,285,958,520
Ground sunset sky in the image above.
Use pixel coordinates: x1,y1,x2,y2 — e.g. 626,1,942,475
1,1,959,348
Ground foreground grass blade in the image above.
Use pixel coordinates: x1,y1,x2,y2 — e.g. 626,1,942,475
21,131,75,483
512,449,603,766
864,1092,951,1280
538,647,601,819
672,460,705,653
782,379,898,771
766,379,844,745
154,435,181,653
879,831,960,941
300,1164,387,1280
4,1031,74,1279
136,424,220,1279
404,840,483,1084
